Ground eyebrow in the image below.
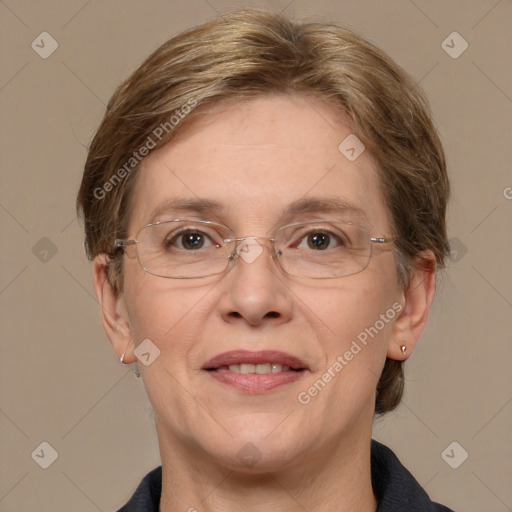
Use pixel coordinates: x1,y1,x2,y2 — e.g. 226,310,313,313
281,196,368,223
147,198,226,225
146,195,368,226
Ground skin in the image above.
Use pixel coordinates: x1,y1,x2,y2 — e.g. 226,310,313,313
93,94,436,512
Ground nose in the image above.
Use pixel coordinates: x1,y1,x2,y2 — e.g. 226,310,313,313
217,237,293,327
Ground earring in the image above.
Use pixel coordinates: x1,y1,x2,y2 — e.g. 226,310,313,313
400,345,406,356
120,351,126,364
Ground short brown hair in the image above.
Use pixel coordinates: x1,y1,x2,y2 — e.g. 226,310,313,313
76,8,450,415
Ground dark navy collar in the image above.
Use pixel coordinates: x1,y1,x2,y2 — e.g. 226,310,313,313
117,440,454,511
370,441,454,511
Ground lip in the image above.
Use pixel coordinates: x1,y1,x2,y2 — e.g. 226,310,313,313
202,350,309,394
202,350,308,370
207,370,306,393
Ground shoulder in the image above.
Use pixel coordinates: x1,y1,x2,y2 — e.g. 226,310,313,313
116,466,162,512
371,440,455,512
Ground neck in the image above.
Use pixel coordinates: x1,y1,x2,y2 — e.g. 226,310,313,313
157,422,377,512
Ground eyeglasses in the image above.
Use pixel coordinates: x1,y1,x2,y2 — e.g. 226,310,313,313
114,219,397,279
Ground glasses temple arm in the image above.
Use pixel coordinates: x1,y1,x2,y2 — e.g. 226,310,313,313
114,239,137,247
370,236,399,244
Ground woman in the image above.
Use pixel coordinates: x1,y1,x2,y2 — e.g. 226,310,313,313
77,8,454,511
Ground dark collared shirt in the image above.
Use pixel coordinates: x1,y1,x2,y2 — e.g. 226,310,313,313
116,440,455,511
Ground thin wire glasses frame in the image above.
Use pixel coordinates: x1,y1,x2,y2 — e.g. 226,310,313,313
114,218,398,280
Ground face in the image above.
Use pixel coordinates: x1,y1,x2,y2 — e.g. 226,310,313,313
106,94,408,471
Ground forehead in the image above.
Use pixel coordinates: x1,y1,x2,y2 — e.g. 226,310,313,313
128,94,391,234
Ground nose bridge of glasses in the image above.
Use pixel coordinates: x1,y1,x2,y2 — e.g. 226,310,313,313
224,236,280,263
224,235,276,244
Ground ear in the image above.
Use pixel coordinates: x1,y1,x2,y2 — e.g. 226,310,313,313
92,254,136,364
388,251,437,360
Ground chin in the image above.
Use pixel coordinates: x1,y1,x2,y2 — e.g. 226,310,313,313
193,424,312,473
212,444,300,474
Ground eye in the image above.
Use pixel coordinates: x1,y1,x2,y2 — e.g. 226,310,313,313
279,221,359,254
165,229,220,250
298,231,342,250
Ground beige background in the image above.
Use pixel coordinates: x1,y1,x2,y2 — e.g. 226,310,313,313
1,1,511,511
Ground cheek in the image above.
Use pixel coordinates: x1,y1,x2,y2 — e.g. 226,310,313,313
122,266,207,351
299,275,396,395
123,267,229,380
303,275,394,346
122,273,218,428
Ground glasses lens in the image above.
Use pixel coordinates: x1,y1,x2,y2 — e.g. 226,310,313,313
275,221,371,278
136,221,232,278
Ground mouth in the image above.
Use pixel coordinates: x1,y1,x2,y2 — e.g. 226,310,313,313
203,349,308,372
202,350,308,393
213,363,301,374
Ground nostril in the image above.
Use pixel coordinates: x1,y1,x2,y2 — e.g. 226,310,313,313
227,310,279,320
